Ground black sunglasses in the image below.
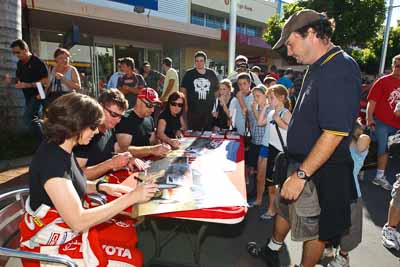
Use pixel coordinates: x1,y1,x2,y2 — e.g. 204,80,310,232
170,102,184,108
141,98,155,109
103,106,124,118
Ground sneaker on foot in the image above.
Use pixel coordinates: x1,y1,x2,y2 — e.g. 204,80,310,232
321,246,335,259
327,253,349,267
372,176,393,190
247,240,280,267
382,224,400,250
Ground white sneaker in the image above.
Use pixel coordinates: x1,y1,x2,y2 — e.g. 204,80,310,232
382,224,400,250
321,246,335,259
327,253,349,267
372,176,393,191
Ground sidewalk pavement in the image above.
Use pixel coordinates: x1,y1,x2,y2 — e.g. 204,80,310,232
0,156,31,184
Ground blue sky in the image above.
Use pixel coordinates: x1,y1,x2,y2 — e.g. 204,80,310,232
391,0,400,26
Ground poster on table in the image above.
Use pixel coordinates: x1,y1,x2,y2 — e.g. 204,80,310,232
130,137,246,216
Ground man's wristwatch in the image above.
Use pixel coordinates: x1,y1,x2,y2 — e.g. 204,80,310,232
296,169,310,181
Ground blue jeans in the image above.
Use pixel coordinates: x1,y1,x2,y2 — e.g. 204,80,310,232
375,117,399,156
23,97,44,148
23,97,41,125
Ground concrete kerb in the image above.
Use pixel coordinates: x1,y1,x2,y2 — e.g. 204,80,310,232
0,156,32,172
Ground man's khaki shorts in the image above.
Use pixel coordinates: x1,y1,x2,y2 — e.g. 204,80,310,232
274,162,320,242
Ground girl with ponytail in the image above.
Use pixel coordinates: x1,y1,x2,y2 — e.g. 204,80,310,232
258,84,292,220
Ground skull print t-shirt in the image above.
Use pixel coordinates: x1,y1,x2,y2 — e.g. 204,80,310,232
181,68,219,117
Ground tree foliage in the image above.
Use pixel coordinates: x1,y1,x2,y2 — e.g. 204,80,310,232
264,0,386,48
351,23,400,74
263,0,394,74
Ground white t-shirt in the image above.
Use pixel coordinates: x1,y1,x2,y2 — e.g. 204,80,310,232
229,94,254,136
161,68,179,101
268,109,289,152
261,106,273,147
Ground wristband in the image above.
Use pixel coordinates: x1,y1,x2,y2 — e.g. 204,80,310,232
96,180,107,194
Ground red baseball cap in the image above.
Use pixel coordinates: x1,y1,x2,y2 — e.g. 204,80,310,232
137,87,161,104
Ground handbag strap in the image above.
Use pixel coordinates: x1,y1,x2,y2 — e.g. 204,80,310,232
275,122,288,155
245,115,251,136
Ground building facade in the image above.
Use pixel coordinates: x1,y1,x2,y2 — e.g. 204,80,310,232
25,0,278,96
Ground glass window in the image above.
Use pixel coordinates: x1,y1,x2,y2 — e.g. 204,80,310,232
147,49,162,73
95,45,114,93
191,11,205,26
237,23,246,35
206,15,224,29
246,26,257,37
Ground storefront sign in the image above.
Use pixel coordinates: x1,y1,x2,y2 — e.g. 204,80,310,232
108,0,158,11
63,25,80,50
220,30,271,49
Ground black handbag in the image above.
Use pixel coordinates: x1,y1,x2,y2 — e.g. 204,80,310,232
244,116,252,151
272,122,289,187
45,79,65,111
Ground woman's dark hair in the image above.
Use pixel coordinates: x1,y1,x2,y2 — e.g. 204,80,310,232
166,91,185,116
295,16,335,42
54,47,71,59
44,93,104,144
98,88,128,111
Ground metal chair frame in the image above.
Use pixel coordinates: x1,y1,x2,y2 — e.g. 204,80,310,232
0,188,78,267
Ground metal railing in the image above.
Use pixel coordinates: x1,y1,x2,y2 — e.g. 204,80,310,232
0,188,77,267
0,247,78,267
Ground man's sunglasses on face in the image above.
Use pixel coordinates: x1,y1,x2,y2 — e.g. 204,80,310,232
103,106,124,118
141,98,155,109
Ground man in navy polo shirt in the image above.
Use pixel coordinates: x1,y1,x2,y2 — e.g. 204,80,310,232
247,10,361,267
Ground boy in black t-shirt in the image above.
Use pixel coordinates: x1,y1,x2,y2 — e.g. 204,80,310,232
180,51,219,131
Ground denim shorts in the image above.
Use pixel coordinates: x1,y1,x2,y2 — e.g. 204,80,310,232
375,117,399,156
258,145,269,158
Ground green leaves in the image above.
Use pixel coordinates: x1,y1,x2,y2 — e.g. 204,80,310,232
262,0,392,73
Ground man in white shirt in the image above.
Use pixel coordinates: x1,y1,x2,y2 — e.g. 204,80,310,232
160,57,179,103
